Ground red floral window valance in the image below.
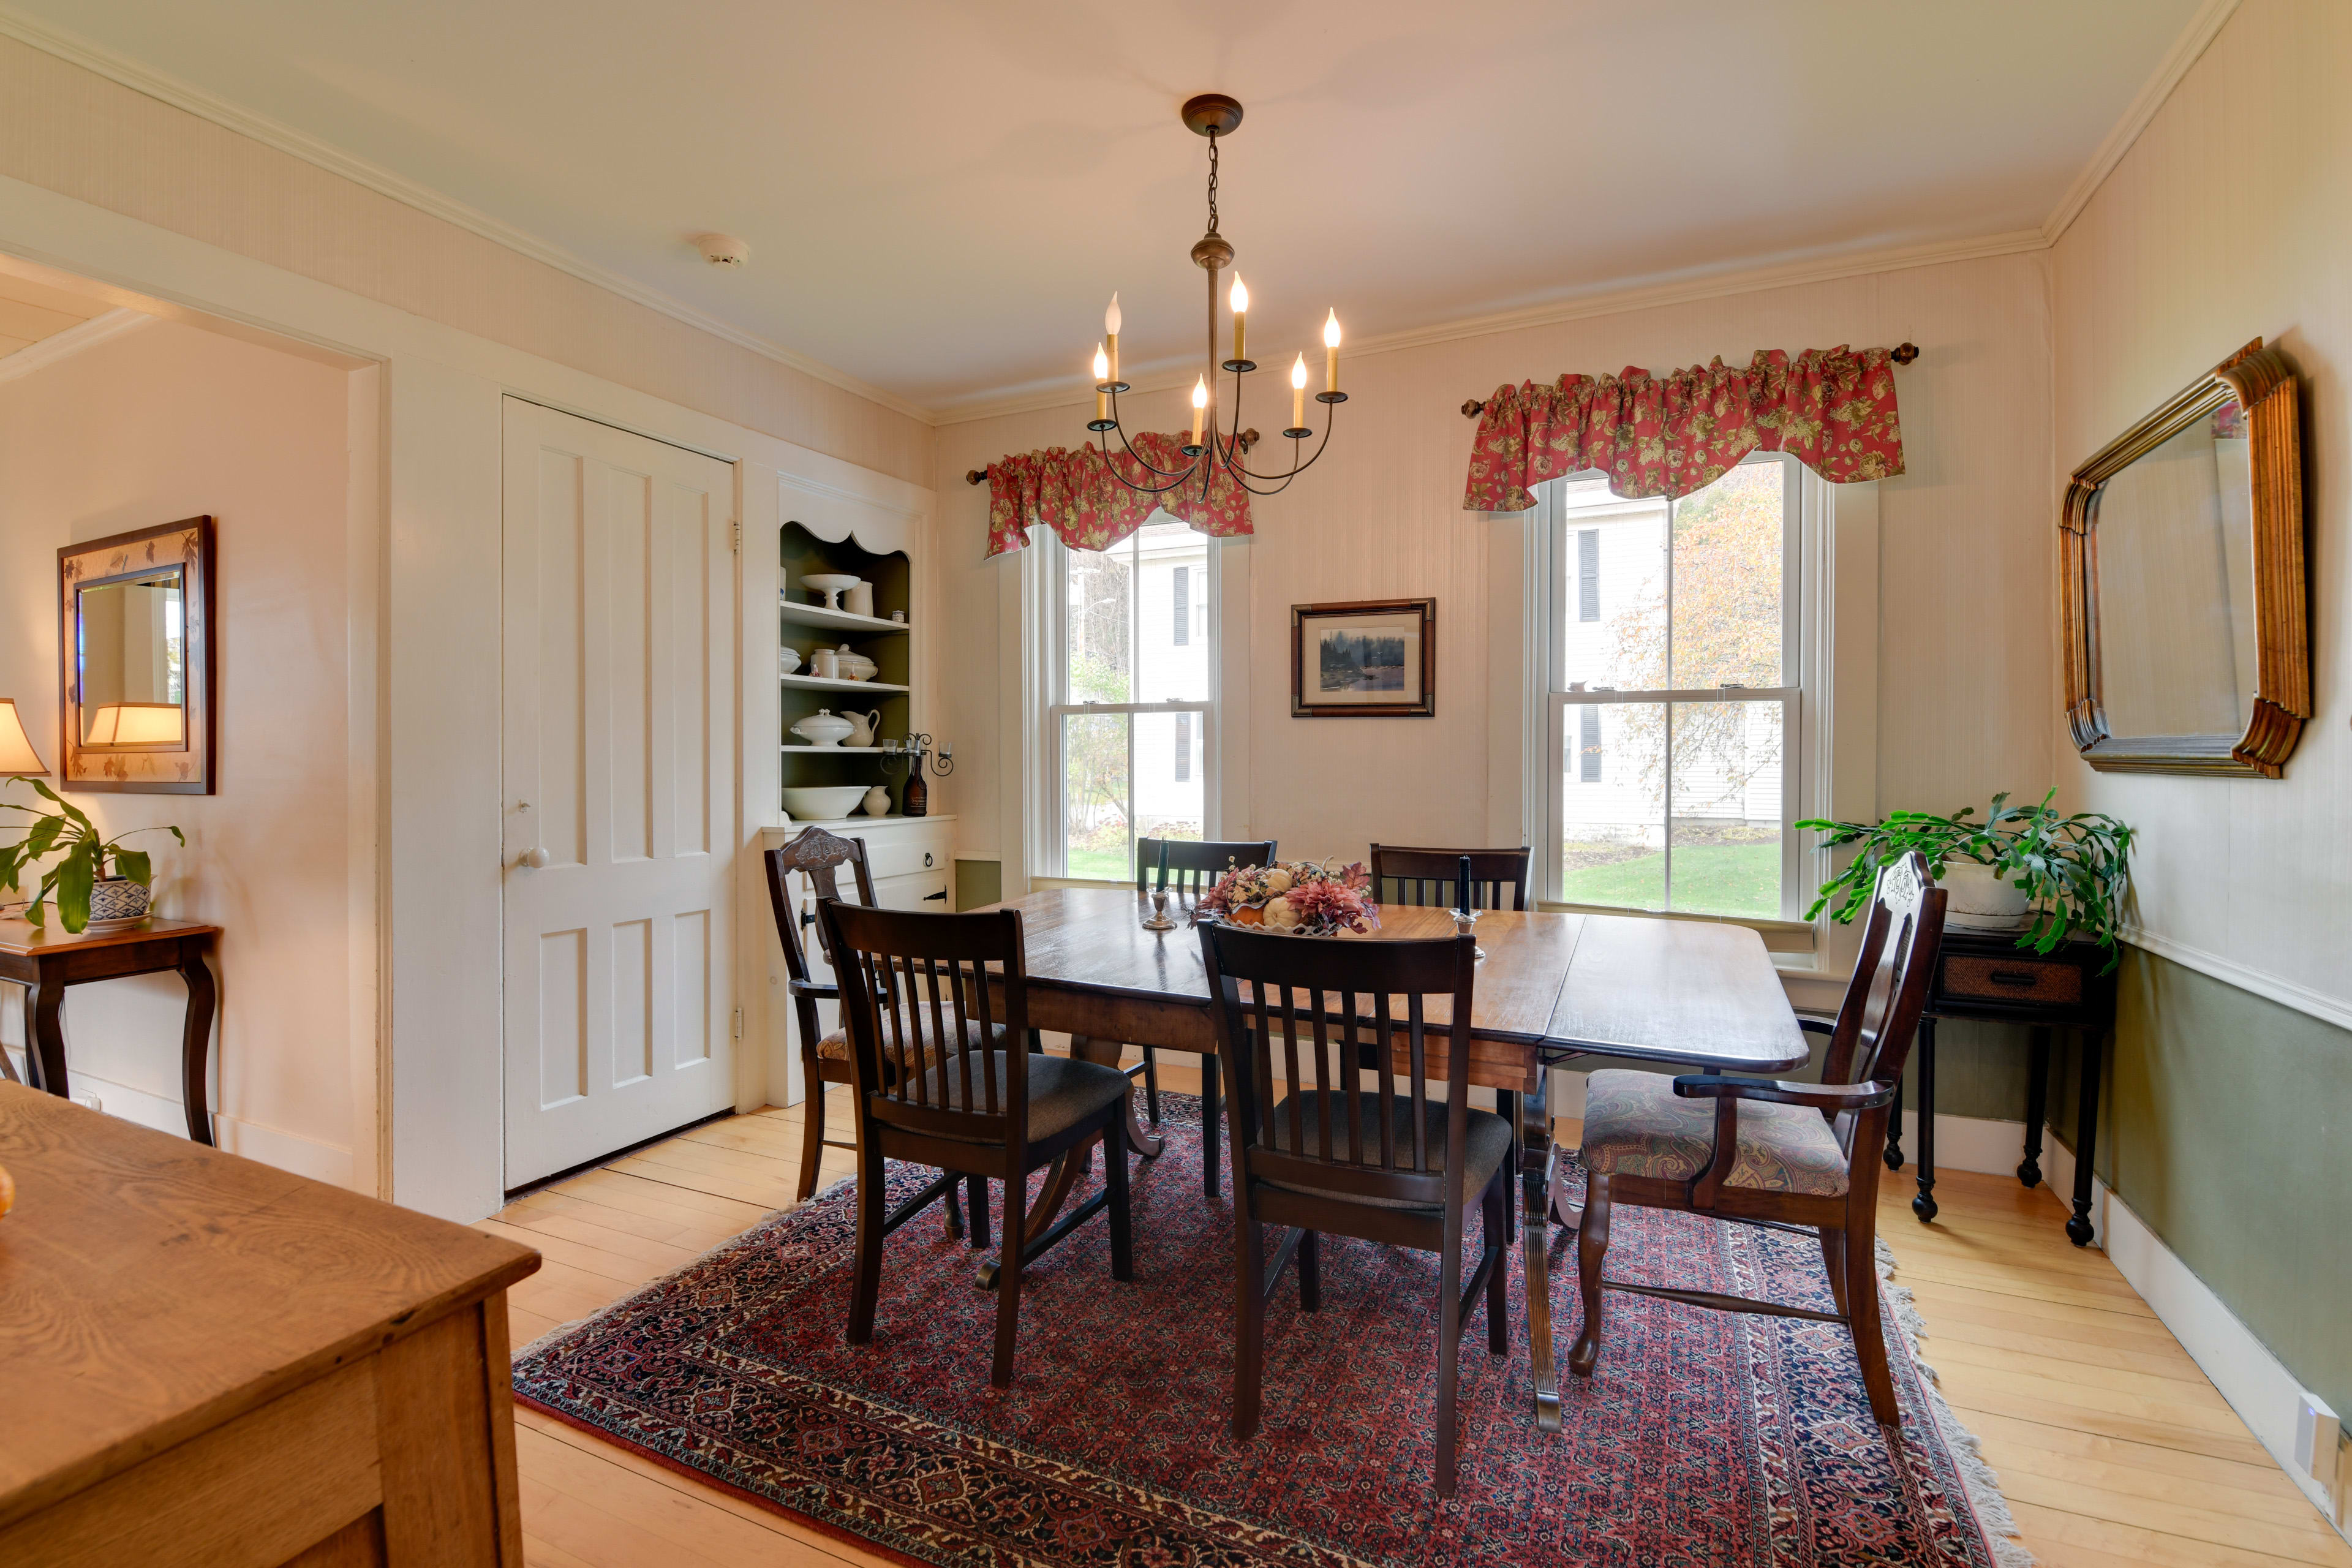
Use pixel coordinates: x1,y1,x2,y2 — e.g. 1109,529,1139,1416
1461,345,1905,513
986,434,1251,557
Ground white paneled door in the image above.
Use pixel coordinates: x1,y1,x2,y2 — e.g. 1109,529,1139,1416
502,399,737,1188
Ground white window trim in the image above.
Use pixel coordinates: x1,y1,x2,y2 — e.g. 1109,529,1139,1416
1020,521,1227,886
1522,455,1875,970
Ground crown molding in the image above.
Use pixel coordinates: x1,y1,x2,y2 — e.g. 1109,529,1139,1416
933,226,2051,426
2041,0,2239,244
0,306,151,385
0,6,940,427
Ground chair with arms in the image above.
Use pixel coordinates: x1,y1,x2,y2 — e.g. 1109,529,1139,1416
1567,851,1946,1430
824,899,1136,1389
1368,843,1532,914
764,826,973,1238
1198,920,1510,1496
1135,835,1276,1196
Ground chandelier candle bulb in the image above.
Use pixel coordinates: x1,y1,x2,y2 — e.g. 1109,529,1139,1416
1093,342,1109,421
1105,293,1121,383
1191,375,1207,445
1324,310,1342,393
1229,275,1247,365
1291,353,1307,430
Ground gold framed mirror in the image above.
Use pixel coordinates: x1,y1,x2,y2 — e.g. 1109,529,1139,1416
59,516,216,794
2060,340,2307,777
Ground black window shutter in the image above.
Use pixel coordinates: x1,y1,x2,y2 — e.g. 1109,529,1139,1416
1174,712,1192,781
1577,530,1600,622
1578,704,1602,782
1172,566,1191,646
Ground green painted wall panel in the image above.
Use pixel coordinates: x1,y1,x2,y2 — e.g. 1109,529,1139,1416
2095,948,2352,1416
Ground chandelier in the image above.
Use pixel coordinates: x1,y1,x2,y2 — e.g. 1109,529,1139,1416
1088,94,1346,499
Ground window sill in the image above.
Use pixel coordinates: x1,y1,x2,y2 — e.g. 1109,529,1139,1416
1534,899,1819,957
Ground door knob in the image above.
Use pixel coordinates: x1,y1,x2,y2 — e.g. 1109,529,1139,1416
516,846,552,869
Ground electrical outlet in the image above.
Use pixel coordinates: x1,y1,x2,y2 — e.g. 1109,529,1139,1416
2294,1390,2340,1517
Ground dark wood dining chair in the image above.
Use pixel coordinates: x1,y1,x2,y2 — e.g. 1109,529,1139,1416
1136,835,1276,1194
1567,851,1946,1431
764,826,971,1237
823,899,1136,1389
1197,921,1510,1496
1368,843,1532,913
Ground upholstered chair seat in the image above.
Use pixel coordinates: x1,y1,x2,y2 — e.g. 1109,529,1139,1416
816,1016,1008,1064
1580,1068,1850,1197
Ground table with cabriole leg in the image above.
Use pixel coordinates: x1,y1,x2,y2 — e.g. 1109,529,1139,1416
0,916,220,1144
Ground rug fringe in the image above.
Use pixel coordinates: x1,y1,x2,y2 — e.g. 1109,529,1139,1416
1876,1236,2035,1568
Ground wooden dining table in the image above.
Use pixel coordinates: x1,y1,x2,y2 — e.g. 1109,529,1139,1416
978,886,1810,1430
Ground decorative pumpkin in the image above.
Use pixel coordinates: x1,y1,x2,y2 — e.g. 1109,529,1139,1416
0,1161,14,1220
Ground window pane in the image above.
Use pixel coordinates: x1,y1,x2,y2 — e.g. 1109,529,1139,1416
1668,699,1785,918
1061,710,1130,880
1559,700,1665,911
1134,709,1203,846
1134,519,1210,701
1559,500,1666,692
1671,460,1787,688
1064,541,1131,702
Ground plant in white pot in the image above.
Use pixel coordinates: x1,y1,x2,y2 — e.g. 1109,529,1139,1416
1796,790,2133,969
1,778,183,932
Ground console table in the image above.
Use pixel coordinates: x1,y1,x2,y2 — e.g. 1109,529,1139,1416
1890,928,2116,1245
0,917,220,1144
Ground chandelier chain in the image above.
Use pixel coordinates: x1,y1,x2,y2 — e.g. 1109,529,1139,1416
1205,132,1219,234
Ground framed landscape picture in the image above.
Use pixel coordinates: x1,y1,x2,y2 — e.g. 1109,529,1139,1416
1290,598,1435,718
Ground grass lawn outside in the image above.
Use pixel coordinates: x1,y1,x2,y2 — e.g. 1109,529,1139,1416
1065,845,1133,882
1559,841,1781,919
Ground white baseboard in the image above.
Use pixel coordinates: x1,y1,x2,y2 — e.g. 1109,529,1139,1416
215,1114,354,1187
7,1063,354,1189
2100,1188,2347,1534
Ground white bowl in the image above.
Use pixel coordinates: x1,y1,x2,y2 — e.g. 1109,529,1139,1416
801,572,861,609
782,785,870,821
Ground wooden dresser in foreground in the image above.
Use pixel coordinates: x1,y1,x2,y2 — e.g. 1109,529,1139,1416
0,1084,541,1566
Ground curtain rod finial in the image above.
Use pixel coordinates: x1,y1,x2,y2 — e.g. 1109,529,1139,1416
1460,398,1485,418
1891,342,1920,364
965,467,989,485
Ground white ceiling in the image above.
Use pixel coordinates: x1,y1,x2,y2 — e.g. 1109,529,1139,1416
4,1,2205,417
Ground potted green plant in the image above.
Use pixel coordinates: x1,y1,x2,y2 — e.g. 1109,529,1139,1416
0,778,183,933
1795,790,2133,968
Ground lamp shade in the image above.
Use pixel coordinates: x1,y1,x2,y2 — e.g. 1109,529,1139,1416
0,698,47,775
82,701,185,747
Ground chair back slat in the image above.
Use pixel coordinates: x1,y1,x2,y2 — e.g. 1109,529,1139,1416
764,826,882,985
1136,837,1280,895
1199,922,1477,1206
819,900,1027,1144
1814,853,1946,1147
1368,844,1531,913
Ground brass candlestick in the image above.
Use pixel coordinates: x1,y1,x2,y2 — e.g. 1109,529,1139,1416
1140,888,1179,931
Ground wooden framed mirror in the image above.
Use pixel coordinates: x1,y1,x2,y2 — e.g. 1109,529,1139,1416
2061,340,2307,777
59,516,216,794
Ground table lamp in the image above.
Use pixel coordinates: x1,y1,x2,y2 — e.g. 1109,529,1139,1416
0,698,47,777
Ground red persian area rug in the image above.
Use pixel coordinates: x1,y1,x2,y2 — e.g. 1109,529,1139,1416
513,1096,2029,1568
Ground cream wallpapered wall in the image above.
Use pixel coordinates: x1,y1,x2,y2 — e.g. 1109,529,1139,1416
0,317,355,1172
0,34,932,489
934,251,2056,874
2054,0,2352,1012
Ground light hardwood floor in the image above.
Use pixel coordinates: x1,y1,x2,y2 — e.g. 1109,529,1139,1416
486,1081,2349,1568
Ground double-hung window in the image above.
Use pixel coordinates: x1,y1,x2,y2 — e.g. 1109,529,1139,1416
1045,518,1213,880
1540,451,1817,921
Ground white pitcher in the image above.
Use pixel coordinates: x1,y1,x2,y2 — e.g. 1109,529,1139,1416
839,709,880,747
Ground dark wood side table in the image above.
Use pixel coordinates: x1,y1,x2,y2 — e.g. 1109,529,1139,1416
0,916,221,1145
1888,928,2116,1245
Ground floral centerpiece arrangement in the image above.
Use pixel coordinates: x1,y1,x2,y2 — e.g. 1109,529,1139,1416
1199,859,1380,936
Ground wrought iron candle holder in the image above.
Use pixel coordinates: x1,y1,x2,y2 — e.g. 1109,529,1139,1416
878,733,952,818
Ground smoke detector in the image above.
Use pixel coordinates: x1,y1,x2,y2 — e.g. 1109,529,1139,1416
693,233,751,268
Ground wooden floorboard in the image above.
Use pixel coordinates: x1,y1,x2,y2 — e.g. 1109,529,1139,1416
492,1106,2343,1567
